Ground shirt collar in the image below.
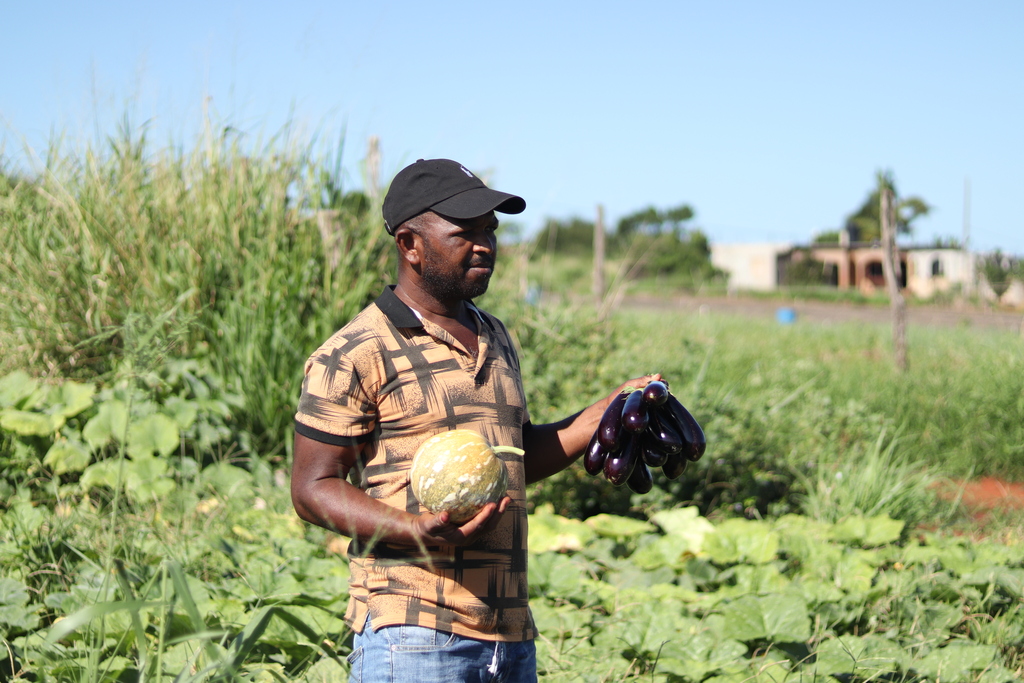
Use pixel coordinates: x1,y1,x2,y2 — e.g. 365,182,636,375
374,285,484,329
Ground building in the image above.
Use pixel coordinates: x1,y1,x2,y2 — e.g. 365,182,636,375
710,243,794,291
711,240,976,299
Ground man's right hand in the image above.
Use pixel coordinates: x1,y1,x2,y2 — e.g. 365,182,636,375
412,496,512,547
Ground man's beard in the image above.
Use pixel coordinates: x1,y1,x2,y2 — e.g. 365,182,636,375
420,243,494,302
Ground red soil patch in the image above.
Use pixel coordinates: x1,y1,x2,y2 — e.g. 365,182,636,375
928,477,1024,541
940,477,1024,511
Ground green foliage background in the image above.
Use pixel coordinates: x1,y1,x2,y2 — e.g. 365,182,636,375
1,121,1023,680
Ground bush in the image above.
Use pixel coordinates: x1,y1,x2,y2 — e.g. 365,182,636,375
0,120,391,453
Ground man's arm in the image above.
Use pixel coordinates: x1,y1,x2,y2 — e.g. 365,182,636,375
521,373,661,484
290,432,509,548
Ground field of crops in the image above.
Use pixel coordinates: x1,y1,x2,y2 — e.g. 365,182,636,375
2,126,1023,681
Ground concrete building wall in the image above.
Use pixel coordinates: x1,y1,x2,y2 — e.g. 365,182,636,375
711,243,792,291
906,249,973,298
711,242,997,301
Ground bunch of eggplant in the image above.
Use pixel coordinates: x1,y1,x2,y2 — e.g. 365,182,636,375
583,380,706,494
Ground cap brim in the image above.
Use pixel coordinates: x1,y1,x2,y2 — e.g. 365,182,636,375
430,187,526,219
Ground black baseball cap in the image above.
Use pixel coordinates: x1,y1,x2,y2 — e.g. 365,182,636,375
382,158,526,235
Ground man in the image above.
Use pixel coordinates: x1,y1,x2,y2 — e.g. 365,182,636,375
291,158,658,682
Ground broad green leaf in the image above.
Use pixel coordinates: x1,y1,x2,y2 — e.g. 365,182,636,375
630,533,695,570
975,665,1022,683
656,631,748,681
962,566,1024,599
207,597,249,629
894,600,962,639
585,513,655,540
529,552,591,596
262,605,348,651
0,371,38,408
774,513,833,541
0,578,36,633
0,602,40,633
528,505,596,553
46,599,157,642
902,535,1024,576
80,460,122,491
200,460,254,498
808,634,906,675
720,593,811,642
703,518,779,565
790,577,844,606
705,651,793,683
719,564,788,596
912,641,999,682
43,439,92,474
127,413,180,458
164,395,199,429
82,399,129,449
592,598,701,657
602,559,676,594
0,409,60,436
831,549,878,593
0,579,29,608
51,381,96,419
530,600,595,637
831,514,904,547
125,456,176,501
300,657,348,683
1,501,46,534
651,506,715,542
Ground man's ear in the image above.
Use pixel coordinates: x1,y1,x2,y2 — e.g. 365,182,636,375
394,227,422,266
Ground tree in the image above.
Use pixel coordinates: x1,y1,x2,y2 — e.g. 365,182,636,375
844,171,930,243
979,250,1022,299
616,204,695,238
532,216,597,256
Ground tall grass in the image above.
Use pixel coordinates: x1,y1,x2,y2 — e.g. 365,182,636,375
792,425,952,527
0,117,392,452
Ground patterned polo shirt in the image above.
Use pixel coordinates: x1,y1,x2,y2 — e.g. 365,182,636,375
294,286,536,642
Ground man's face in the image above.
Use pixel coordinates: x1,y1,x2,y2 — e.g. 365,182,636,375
417,211,499,302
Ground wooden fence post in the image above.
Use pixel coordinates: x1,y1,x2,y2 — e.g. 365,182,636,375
881,187,908,371
593,204,606,304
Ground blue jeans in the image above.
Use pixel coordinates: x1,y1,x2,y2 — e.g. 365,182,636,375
347,616,537,683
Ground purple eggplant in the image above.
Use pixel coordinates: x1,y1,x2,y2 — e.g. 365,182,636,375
664,394,706,462
603,433,639,486
598,391,629,450
662,448,688,480
640,441,668,468
626,460,654,494
645,410,684,455
641,380,669,406
583,432,608,476
621,389,649,433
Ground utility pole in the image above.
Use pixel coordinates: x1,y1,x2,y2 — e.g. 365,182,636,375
593,204,606,305
365,136,381,203
881,186,908,372
962,176,973,296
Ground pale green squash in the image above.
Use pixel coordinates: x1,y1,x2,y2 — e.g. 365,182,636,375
409,429,522,524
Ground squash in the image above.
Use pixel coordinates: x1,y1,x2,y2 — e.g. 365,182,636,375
409,429,522,524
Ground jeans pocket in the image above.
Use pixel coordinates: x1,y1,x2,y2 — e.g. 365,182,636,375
346,646,363,681
385,624,458,652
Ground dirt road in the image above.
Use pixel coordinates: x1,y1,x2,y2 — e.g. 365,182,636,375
624,293,1024,333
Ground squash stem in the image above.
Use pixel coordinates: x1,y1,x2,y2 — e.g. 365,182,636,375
493,446,526,456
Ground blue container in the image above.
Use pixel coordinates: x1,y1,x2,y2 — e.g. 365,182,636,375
776,307,797,325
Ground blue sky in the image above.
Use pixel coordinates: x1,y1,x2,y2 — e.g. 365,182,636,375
3,1,1022,253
